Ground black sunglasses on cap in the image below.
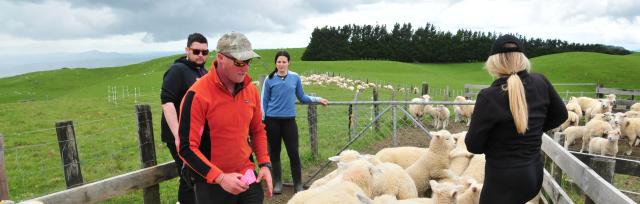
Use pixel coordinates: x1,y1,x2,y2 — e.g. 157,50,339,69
190,49,209,56
221,53,251,67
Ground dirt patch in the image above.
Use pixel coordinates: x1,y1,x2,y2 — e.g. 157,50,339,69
263,122,469,204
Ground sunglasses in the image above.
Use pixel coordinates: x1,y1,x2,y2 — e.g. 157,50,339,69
190,49,209,56
222,53,251,67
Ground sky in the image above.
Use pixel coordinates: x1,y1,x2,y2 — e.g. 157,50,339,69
1,0,640,55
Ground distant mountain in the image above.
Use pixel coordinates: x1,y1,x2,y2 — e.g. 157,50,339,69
0,50,180,77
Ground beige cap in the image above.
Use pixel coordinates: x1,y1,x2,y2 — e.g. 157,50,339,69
216,32,261,61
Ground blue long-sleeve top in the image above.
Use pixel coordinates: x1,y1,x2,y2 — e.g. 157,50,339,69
261,71,322,119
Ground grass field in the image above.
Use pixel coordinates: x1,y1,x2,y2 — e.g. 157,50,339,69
0,49,639,203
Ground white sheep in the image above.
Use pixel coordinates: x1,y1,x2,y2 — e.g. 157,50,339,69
406,131,456,195
565,101,583,124
409,95,430,125
562,126,586,150
631,103,640,112
588,129,621,157
582,119,614,152
453,96,475,126
576,96,598,114
371,162,419,199
626,111,640,118
429,180,464,204
619,117,640,155
290,160,380,204
585,99,612,122
357,194,433,204
449,131,473,176
460,154,486,184
425,105,450,130
455,178,483,204
554,111,579,132
310,150,366,189
301,182,366,204
375,146,428,169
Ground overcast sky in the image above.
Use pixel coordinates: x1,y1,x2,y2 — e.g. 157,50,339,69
1,0,639,55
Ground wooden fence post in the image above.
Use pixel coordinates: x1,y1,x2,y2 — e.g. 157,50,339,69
421,82,429,96
551,132,564,183
373,87,379,133
307,97,318,160
351,91,360,141
596,83,604,98
584,157,615,204
135,104,160,204
55,120,84,188
0,133,9,200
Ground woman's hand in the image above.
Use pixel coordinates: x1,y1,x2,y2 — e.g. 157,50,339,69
217,172,249,195
319,98,329,106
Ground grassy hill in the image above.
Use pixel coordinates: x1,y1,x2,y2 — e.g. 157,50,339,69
0,49,638,202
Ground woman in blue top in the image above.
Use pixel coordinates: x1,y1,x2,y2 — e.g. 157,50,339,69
261,50,328,194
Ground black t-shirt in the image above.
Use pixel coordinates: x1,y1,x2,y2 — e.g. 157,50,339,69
465,71,568,168
160,56,207,143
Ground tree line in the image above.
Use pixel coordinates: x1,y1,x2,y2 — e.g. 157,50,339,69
301,23,632,63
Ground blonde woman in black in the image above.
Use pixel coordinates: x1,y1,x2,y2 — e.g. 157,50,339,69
465,35,567,204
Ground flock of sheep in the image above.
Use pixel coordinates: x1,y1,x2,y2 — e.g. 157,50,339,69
288,130,543,204
555,95,640,156
285,89,640,203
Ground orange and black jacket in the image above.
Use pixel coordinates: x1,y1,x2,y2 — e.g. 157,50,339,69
178,61,270,184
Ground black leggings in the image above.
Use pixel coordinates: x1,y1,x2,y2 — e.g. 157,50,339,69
165,141,196,204
194,181,263,204
264,117,301,181
480,158,543,204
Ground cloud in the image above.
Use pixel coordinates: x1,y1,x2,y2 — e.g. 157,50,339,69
0,0,399,42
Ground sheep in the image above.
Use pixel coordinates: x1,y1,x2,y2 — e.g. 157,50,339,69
453,96,475,126
576,96,599,114
582,119,614,152
409,95,430,125
310,150,368,189
626,111,640,118
588,129,621,157
289,159,380,204
425,105,450,130
561,126,586,150
455,178,483,204
371,162,419,199
565,101,582,124
460,154,486,183
301,182,366,204
375,146,428,169
554,111,579,132
585,99,612,122
357,194,433,204
429,180,464,204
631,103,640,112
606,94,617,109
619,117,640,155
406,131,456,195
449,131,473,176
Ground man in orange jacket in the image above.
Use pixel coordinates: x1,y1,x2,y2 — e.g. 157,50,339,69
178,32,272,204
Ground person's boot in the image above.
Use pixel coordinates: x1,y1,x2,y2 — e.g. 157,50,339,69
292,166,304,193
272,161,283,194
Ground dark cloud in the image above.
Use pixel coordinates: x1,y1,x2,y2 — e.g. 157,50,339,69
0,0,389,42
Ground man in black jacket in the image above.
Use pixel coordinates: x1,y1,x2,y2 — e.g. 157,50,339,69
160,33,209,204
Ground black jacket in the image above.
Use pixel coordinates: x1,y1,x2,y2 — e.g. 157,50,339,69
160,57,207,143
465,71,567,168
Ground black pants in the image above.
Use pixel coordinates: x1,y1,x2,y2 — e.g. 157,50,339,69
480,158,543,204
165,141,196,204
194,181,263,204
264,117,302,183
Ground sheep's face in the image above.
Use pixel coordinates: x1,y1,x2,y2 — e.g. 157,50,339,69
613,113,626,126
430,180,463,204
606,129,620,141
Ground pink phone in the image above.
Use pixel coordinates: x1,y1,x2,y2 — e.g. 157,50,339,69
240,169,256,185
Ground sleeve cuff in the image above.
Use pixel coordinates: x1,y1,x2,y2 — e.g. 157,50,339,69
205,168,223,184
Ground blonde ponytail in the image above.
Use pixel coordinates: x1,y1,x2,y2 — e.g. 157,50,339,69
507,74,528,134
485,51,531,134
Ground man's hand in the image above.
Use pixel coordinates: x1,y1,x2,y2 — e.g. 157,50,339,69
256,167,273,197
217,173,249,195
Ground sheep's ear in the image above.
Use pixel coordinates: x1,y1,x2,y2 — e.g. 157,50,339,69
356,193,373,204
451,191,458,198
328,156,340,162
